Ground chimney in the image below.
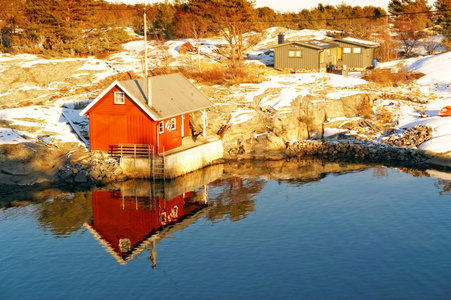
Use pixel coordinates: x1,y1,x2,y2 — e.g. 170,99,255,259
147,77,152,107
278,32,285,44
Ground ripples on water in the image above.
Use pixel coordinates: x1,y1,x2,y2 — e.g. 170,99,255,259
1,164,451,299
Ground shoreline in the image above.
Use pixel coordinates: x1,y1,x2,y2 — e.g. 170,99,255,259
1,139,451,201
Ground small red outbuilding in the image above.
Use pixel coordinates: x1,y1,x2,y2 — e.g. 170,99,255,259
80,73,212,153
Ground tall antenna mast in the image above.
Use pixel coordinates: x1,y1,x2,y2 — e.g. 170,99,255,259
143,9,148,78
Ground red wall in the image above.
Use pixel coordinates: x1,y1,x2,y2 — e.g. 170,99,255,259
87,86,188,153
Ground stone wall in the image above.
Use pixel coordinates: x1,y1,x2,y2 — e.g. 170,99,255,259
287,140,433,165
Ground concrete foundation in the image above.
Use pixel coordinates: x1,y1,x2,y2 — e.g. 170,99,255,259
121,139,224,179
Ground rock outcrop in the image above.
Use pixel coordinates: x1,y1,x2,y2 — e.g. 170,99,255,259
0,142,126,186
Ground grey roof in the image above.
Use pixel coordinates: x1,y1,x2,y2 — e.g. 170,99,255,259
119,73,213,121
273,40,339,50
334,37,380,48
81,73,213,121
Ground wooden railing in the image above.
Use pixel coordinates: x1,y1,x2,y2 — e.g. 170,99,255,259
109,144,154,158
109,144,165,180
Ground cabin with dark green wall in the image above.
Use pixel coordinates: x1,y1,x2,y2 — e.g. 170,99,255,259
273,33,380,72
334,37,380,70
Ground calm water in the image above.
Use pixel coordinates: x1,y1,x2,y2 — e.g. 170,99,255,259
1,164,451,299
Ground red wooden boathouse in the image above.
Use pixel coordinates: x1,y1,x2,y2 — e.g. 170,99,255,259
80,73,213,153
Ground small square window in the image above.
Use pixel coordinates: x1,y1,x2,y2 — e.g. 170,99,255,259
114,92,124,104
353,47,361,54
343,48,351,54
170,118,176,130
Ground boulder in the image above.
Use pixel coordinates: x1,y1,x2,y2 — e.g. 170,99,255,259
74,170,88,183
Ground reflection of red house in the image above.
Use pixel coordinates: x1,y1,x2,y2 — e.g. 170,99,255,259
86,190,207,264
80,73,213,153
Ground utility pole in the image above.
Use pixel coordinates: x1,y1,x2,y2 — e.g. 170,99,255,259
144,9,148,78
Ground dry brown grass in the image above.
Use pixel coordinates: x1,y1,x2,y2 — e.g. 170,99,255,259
92,71,141,91
357,100,374,120
362,67,425,87
374,106,395,129
152,63,268,86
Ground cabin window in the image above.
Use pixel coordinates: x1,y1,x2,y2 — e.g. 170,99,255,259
171,118,176,130
164,118,176,132
159,121,164,134
288,49,302,57
343,47,351,54
114,92,125,104
353,47,361,54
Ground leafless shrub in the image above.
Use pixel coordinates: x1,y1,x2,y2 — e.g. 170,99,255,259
362,67,425,87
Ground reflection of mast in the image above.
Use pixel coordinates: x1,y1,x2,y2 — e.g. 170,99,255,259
149,239,157,269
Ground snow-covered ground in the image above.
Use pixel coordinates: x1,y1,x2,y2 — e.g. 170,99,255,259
0,27,451,156
391,52,451,154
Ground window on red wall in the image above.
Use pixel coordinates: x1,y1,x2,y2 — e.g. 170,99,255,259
170,118,176,130
114,92,124,104
159,121,164,134
165,118,176,132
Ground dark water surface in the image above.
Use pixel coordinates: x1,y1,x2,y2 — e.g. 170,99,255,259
1,165,451,299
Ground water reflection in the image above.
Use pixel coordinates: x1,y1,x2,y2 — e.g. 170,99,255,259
428,169,451,195
85,188,207,267
38,192,92,237
85,164,224,266
3,159,451,267
3,161,451,299
207,178,264,222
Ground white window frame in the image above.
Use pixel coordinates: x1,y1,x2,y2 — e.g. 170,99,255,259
159,121,164,134
353,47,361,54
343,47,351,54
164,118,177,132
114,92,125,104
171,118,176,130
288,49,302,57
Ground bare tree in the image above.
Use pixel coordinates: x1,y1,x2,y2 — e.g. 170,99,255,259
422,34,441,55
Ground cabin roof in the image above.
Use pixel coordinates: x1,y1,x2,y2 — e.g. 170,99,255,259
273,40,339,50
80,73,213,121
335,37,380,48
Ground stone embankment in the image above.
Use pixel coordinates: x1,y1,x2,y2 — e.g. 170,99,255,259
286,139,433,166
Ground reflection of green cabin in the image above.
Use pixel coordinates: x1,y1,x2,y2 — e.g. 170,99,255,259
273,34,380,72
